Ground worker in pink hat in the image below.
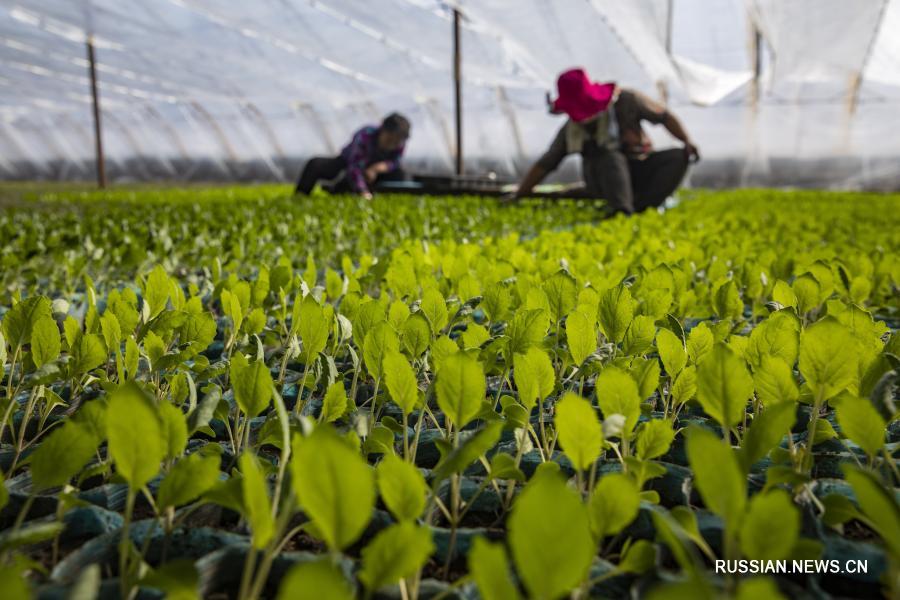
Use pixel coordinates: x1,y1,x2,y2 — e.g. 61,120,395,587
509,68,699,214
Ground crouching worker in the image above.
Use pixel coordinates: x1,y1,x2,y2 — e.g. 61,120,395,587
294,113,410,200
510,68,699,214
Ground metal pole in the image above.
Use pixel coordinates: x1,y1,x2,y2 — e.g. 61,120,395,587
452,8,463,176
86,37,106,188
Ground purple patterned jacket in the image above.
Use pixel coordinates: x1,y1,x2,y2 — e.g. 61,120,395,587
339,125,405,193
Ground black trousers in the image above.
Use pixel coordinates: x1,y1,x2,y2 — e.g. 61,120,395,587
582,148,689,215
295,156,406,195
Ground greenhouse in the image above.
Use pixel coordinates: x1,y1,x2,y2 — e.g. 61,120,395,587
0,1,898,599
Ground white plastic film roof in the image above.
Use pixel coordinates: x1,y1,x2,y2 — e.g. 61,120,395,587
1,0,899,187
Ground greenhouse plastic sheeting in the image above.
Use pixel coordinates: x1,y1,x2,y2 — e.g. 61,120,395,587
1,0,898,188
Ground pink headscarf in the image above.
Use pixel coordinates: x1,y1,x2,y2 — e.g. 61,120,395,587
551,68,617,122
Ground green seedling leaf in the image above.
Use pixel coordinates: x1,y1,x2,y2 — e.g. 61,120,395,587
363,322,399,380
513,346,554,410
799,317,858,400
298,295,330,359
623,315,657,356
435,352,485,429
157,451,221,509
377,455,427,522
753,356,800,406
2,295,52,349
383,350,418,414
240,452,274,549
686,427,745,533
736,577,787,600
292,426,375,550
31,315,60,369
739,402,796,472
141,559,199,600
231,357,273,417
618,539,656,574
739,489,799,559
566,309,596,366
595,366,641,435
70,333,107,376
508,467,594,599
469,537,521,600
321,381,349,423
489,453,525,482
107,382,165,488
820,493,863,527
144,265,172,319
843,466,900,559
277,559,354,600
695,343,753,429
590,473,640,539
555,392,603,472
159,401,188,459
836,396,886,457
686,322,714,365
432,421,503,484
597,284,633,343
505,308,547,356
29,421,99,492
359,522,434,593
636,419,675,460
656,327,687,376
401,312,431,357
0,521,64,552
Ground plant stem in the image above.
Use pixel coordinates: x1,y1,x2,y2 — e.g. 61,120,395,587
119,487,137,599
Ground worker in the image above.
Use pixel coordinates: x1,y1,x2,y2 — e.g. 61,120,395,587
294,113,410,200
509,68,699,214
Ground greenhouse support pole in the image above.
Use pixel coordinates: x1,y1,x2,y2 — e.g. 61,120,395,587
453,7,463,175
86,37,106,188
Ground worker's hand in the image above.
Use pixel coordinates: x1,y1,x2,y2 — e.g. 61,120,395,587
361,191,374,201
365,161,391,183
684,141,700,163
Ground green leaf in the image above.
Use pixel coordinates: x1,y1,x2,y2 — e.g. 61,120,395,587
739,490,799,560
712,280,743,321
159,401,188,459
843,466,900,559
141,559,199,600
589,473,640,539
656,327,686,376
435,352,485,429
0,521,64,551
277,559,354,600
420,288,448,333
157,452,221,509
505,308,547,356
617,539,656,574
512,347,554,410
821,493,863,527
636,419,675,460
554,392,603,472
799,317,858,400
240,452,274,549
377,455,427,522
566,309,596,366
30,315,60,369
321,381,349,423
298,295,330,359
695,343,753,429
468,537,521,600
542,271,577,323
736,578,787,600
291,426,375,551
231,357,273,418
107,382,165,488
753,356,800,406
508,467,594,599
686,427,745,532
1,295,52,349
359,522,434,592
432,421,503,483
622,315,657,356
746,310,799,369
383,350,418,414
739,402,796,472
836,396,886,457
70,333,107,376
29,421,99,492
221,289,243,333
686,322,714,364
401,312,431,358
597,284,633,343
670,365,697,405
594,366,641,435
363,322,399,380
144,265,172,319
